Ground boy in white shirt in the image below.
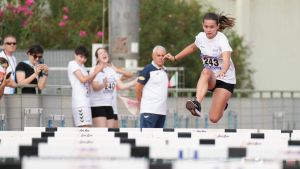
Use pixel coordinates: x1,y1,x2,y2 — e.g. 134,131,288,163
68,46,104,127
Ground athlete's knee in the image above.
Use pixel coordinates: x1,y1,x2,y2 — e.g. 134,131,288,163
201,69,213,78
209,114,222,123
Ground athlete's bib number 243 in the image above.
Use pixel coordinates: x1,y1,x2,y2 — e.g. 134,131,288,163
202,57,219,67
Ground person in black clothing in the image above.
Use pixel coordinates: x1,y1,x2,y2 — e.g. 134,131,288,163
15,44,48,94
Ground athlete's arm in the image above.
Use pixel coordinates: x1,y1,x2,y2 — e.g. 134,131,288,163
221,51,231,73
175,43,198,60
218,51,231,78
164,43,198,62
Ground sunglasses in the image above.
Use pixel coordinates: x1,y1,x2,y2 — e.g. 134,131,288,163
33,54,43,59
5,42,17,46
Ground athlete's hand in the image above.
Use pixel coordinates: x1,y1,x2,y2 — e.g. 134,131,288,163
163,53,175,62
217,71,226,78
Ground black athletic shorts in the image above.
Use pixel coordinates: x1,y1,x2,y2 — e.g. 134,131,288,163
91,106,114,119
113,114,118,120
209,80,235,93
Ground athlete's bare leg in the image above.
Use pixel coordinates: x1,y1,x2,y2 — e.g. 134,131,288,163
209,88,231,123
196,68,216,103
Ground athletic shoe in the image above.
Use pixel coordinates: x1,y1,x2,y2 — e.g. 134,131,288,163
186,99,201,117
224,103,228,111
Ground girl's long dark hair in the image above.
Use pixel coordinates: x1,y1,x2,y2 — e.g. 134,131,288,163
203,12,235,31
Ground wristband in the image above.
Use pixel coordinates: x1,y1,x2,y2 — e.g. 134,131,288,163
42,72,48,77
173,56,177,62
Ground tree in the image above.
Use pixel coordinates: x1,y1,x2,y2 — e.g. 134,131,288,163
140,0,204,88
227,31,254,89
0,0,108,46
0,0,253,89
1,0,107,66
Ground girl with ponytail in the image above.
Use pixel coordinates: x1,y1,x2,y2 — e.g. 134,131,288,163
164,12,236,123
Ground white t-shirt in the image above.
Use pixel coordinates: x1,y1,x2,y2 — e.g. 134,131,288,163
0,51,17,94
90,66,119,107
67,60,90,108
194,32,236,84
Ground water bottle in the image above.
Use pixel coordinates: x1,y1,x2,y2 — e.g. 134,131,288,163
60,116,65,127
193,150,198,160
204,113,209,128
178,150,184,160
48,115,53,128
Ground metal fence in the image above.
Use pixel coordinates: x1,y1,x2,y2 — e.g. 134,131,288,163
1,85,300,131
0,50,298,130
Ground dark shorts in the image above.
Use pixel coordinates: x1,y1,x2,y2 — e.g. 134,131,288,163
140,113,166,128
91,106,114,120
209,80,235,93
113,114,118,120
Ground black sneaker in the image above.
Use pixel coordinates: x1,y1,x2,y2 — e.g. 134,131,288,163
186,99,201,117
224,103,228,111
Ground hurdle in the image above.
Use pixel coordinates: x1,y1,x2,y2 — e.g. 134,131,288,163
1,127,300,169
23,158,148,169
